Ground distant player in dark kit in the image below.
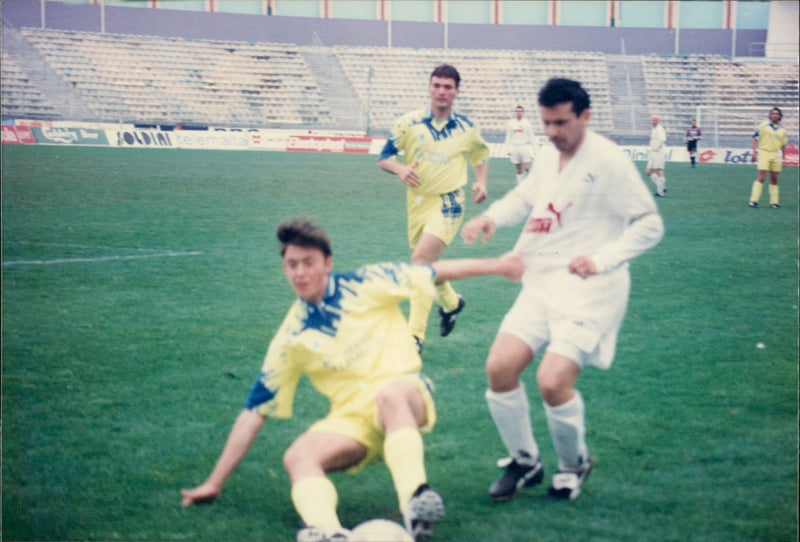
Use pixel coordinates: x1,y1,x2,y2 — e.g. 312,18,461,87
685,119,701,167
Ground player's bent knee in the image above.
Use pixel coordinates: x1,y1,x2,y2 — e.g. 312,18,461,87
486,356,520,392
283,435,318,472
536,371,572,405
377,380,425,427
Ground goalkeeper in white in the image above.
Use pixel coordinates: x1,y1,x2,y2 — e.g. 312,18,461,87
646,115,667,197
504,105,536,183
462,78,664,502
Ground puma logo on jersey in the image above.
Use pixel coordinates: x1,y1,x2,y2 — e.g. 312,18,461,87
525,202,572,234
546,202,573,227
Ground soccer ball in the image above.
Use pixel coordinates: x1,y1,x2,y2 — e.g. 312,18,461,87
351,519,413,542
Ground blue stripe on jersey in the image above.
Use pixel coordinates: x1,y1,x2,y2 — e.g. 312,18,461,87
243,373,276,409
378,138,398,160
299,271,364,337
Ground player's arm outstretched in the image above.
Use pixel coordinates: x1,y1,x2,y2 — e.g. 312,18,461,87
181,408,266,506
432,251,524,283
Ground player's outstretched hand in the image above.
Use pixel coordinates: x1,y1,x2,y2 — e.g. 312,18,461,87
181,482,220,507
462,215,496,244
498,251,526,282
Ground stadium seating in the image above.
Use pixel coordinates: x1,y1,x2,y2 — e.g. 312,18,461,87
14,28,333,126
334,46,614,136
641,54,798,142
2,27,797,143
0,48,61,119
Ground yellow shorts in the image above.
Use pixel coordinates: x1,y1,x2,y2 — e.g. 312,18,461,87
309,373,436,472
406,188,465,250
757,151,782,172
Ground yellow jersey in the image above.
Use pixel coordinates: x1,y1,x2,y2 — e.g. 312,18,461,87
379,108,490,196
754,121,787,154
245,262,436,418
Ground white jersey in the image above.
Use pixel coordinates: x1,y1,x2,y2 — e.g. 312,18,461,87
484,130,664,279
505,117,535,146
649,124,666,152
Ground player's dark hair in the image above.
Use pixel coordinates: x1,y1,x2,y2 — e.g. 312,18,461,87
771,107,782,120
538,78,591,117
276,219,332,257
430,64,460,88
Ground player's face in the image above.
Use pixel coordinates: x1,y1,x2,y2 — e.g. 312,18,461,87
651,117,659,127
428,76,459,115
769,109,782,123
282,244,332,303
516,108,524,119
540,102,589,157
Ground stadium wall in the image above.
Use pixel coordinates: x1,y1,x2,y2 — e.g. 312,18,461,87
0,0,767,56
4,122,797,168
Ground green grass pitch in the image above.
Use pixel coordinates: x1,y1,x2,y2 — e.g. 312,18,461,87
2,145,797,541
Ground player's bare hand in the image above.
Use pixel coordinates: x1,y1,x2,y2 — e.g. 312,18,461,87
471,181,487,203
568,255,597,279
398,162,421,188
462,215,496,244
750,151,757,162
181,483,221,507
498,251,526,281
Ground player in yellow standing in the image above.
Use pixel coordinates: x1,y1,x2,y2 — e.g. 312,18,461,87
749,107,787,209
377,64,490,352
181,219,525,542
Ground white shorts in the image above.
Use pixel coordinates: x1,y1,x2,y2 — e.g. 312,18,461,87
647,148,666,170
498,266,630,369
508,144,534,165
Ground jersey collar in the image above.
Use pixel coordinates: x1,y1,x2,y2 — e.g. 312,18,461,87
425,107,456,124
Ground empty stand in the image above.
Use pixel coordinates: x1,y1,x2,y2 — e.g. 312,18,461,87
15,28,334,127
1,49,60,119
335,46,614,137
2,27,797,144
642,54,798,144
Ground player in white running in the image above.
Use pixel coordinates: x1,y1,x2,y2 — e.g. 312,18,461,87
505,105,536,183
646,115,667,196
462,78,664,502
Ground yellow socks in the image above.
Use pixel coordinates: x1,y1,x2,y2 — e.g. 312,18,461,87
408,287,434,342
409,280,462,341
436,281,460,313
291,476,341,531
384,427,426,508
749,181,763,203
769,184,779,206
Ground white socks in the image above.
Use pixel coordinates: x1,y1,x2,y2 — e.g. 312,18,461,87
485,383,539,463
544,391,588,471
650,173,665,196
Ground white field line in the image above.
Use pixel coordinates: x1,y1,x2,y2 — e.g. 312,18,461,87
2,250,203,267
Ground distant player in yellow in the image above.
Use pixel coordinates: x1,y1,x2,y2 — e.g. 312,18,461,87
749,107,787,209
181,219,524,542
377,64,490,352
